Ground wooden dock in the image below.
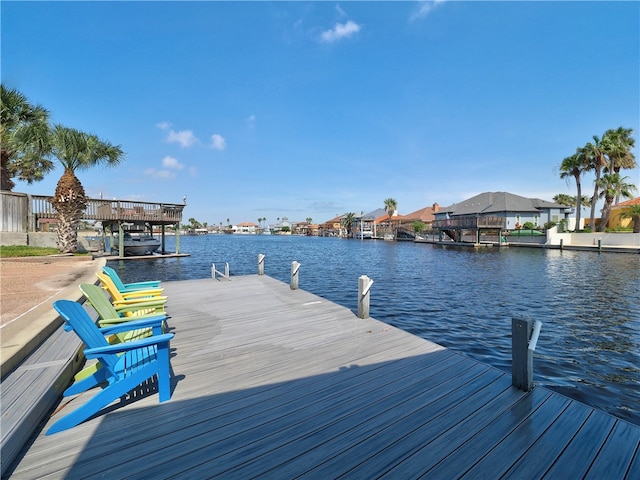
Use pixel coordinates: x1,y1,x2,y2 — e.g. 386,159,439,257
7,275,640,478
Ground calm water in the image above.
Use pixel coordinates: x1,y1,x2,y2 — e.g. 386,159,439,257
108,234,640,425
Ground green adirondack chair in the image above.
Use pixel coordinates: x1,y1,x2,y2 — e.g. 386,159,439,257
49,300,173,435
80,283,168,328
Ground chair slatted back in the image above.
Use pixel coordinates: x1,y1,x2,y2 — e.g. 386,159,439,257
103,266,128,291
53,300,119,373
96,272,127,302
80,283,120,319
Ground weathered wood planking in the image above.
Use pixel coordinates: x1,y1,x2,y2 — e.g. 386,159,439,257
7,275,640,479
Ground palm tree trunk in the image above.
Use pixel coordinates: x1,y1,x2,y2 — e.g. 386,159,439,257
56,211,81,253
574,174,582,230
598,195,614,232
589,166,602,230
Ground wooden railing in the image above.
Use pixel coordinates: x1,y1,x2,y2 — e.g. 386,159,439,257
30,195,185,224
1,191,185,232
432,215,505,229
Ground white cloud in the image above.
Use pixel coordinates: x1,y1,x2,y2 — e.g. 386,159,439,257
320,20,361,43
166,129,198,148
162,156,184,170
156,121,171,130
211,134,227,151
144,168,175,180
246,114,256,128
410,0,447,21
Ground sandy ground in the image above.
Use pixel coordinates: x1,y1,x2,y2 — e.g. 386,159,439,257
0,255,98,325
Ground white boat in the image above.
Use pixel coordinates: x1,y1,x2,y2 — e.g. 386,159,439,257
113,232,161,256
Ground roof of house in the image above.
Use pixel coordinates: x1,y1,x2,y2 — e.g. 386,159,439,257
440,192,566,216
320,215,345,226
356,208,387,221
398,205,439,223
611,196,640,209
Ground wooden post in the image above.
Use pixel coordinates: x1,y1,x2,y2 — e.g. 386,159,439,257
290,261,300,290
358,275,374,319
258,253,265,275
560,238,563,250
598,239,602,253
175,223,181,254
118,222,125,258
512,317,534,391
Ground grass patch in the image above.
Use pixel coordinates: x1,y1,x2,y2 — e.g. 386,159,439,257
0,245,61,257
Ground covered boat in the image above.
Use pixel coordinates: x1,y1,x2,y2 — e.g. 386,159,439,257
113,232,161,256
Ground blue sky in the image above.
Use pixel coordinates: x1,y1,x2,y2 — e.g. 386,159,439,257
2,1,639,226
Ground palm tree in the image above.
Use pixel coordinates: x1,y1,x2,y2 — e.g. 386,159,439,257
559,151,589,230
49,125,124,253
621,204,640,233
384,198,398,237
342,212,355,237
602,127,636,204
582,137,608,230
553,193,574,207
596,173,637,231
0,85,54,191
306,217,313,224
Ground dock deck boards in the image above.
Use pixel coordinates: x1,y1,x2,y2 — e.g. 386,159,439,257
7,275,640,478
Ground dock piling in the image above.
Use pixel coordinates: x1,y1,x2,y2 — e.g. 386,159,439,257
290,261,300,290
512,317,542,391
358,275,374,319
258,254,265,275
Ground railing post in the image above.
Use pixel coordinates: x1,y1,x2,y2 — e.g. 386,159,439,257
258,253,265,275
225,262,229,278
512,317,542,391
290,261,300,290
358,275,374,319
211,263,216,280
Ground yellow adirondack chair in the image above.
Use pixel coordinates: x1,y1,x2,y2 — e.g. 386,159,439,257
96,272,167,316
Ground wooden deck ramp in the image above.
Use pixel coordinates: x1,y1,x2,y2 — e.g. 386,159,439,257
8,275,640,478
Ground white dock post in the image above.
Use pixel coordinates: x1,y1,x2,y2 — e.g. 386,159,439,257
358,275,374,319
211,263,216,280
225,262,229,278
290,261,300,290
258,253,265,275
512,317,542,391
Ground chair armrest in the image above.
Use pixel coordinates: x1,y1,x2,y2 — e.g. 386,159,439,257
98,316,166,333
98,313,168,326
123,280,161,289
120,288,164,299
112,303,166,315
112,297,167,307
84,333,174,357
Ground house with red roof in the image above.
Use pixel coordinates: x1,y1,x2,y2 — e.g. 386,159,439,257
608,196,640,231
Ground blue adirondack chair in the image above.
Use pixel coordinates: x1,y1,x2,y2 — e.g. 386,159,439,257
103,265,161,292
48,300,174,435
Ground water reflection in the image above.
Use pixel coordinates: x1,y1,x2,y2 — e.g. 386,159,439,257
110,235,640,425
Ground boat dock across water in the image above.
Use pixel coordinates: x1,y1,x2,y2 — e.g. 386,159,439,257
6,274,640,478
